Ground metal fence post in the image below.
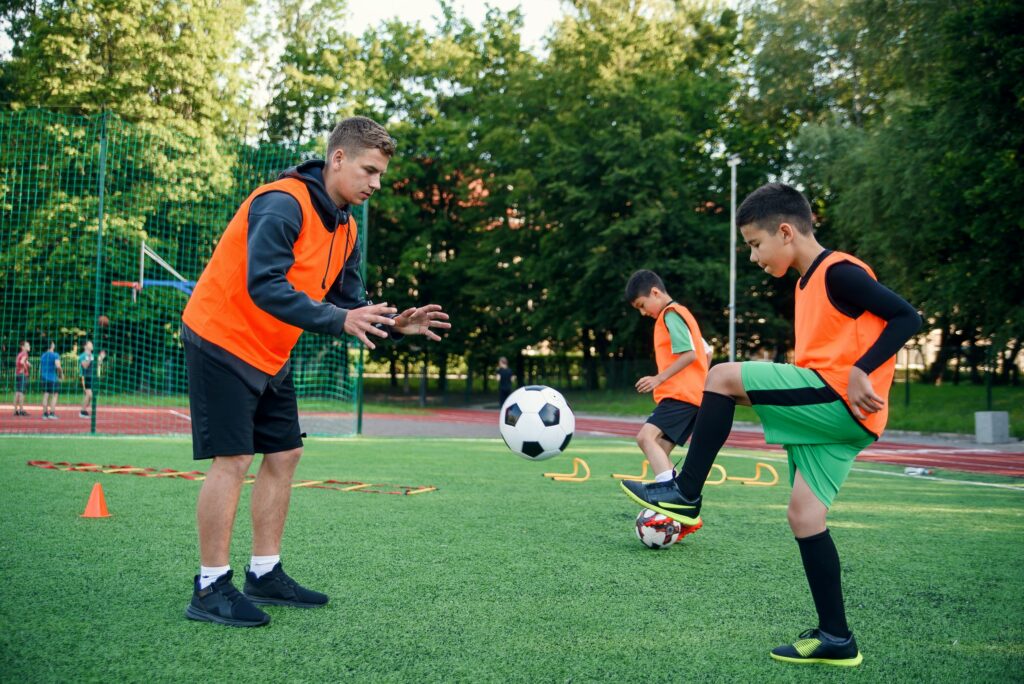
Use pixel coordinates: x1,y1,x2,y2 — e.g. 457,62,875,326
91,110,108,435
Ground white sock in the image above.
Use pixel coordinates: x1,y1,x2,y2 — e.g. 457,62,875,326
249,554,280,578
655,469,675,483
198,565,230,589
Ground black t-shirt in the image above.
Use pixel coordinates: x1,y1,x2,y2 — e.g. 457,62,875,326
497,367,514,390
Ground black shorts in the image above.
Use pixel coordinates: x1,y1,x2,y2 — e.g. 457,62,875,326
81,377,93,390
41,379,59,394
15,375,26,393
185,342,303,460
645,398,699,445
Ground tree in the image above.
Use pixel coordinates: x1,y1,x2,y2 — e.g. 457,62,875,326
510,0,743,385
260,0,358,145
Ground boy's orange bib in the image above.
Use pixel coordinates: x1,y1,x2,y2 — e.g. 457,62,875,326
653,302,708,406
794,251,895,437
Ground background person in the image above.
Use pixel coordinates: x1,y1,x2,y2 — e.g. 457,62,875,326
39,341,62,420
496,356,515,407
13,340,30,416
78,340,95,418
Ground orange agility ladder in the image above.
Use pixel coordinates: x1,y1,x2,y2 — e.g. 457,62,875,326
27,461,437,496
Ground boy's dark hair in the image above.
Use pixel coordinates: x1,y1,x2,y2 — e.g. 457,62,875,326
624,270,666,302
19,340,28,348
327,116,396,159
737,182,814,235
47,341,55,350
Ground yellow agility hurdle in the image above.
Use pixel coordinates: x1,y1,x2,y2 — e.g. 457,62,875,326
705,463,728,485
611,459,652,482
544,457,591,482
726,462,779,486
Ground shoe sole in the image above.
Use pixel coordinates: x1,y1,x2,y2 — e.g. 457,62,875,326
184,604,270,627
243,593,328,608
770,652,863,667
676,518,704,539
619,482,702,526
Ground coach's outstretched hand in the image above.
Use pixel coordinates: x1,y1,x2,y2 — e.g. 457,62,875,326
344,302,397,350
393,304,451,341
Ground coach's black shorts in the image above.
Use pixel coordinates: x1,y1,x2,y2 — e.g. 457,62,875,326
15,375,26,393
81,377,93,390
41,379,59,394
185,342,303,460
645,398,699,445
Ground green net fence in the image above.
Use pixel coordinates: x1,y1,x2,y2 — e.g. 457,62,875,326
1,109,365,436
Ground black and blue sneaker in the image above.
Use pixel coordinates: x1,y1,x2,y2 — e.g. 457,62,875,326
243,562,329,608
770,628,863,667
185,571,270,627
620,479,702,526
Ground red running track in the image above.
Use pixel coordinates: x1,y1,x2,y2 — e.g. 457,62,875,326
2,405,1021,478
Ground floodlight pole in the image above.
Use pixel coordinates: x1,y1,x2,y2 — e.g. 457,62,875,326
727,155,741,363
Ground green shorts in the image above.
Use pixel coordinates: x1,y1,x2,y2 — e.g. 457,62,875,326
741,362,874,508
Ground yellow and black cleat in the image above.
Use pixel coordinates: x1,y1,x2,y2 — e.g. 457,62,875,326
619,479,702,526
770,628,863,667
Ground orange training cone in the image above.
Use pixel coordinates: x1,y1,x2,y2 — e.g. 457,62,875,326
81,482,111,518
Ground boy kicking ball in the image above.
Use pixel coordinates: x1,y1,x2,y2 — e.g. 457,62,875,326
621,183,921,666
624,270,710,542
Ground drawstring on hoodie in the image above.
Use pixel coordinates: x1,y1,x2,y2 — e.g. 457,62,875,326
283,159,351,291
321,228,337,289
322,208,354,290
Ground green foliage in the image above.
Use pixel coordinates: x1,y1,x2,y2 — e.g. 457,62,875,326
261,0,357,144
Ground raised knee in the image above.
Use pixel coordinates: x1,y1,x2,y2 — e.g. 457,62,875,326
705,362,740,393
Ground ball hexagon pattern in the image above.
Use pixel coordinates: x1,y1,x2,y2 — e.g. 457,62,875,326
499,385,575,461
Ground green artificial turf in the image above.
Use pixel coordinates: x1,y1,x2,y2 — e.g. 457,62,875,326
1,436,1022,682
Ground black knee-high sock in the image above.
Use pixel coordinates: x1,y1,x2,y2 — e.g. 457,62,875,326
796,529,850,638
674,391,736,500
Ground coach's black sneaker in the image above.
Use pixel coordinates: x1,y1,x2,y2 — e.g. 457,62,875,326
770,628,863,667
620,479,702,526
185,571,270,627
243,562,328,608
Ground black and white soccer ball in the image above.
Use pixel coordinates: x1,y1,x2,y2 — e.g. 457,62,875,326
499,385,575,461
635,508,684,549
